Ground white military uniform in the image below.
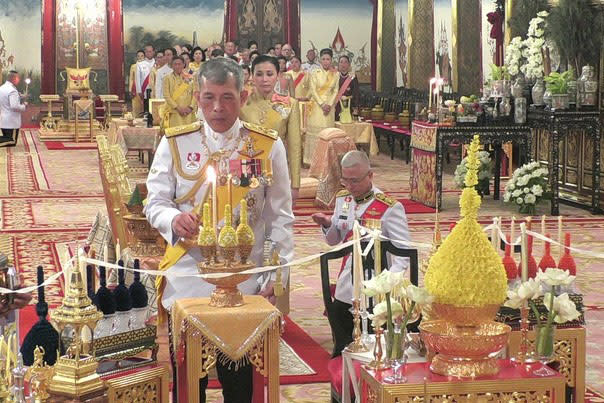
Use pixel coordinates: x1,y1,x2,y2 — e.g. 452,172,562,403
322,186,410,304
0,81,25,129
135,58,155,98
153,64,173,99
145,119,294,309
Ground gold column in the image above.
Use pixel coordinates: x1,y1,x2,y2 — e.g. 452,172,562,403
407,0,434,90
452,0,482,95
376,0,397,91
504,0,515,47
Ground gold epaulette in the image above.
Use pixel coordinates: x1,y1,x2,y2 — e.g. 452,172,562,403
336,190,351,198
165,121,203,138
243,121,278,140
375,192,396,207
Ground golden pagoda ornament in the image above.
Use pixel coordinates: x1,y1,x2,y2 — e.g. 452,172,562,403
198,201,257,307
420,135,510,378
235,199,254,263
48,253,105,399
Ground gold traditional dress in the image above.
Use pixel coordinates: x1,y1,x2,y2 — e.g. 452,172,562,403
188,61,203,75
129,63,143,117
240,90,301,188
162,73,197,128
304,67,338,164
286,70,310,100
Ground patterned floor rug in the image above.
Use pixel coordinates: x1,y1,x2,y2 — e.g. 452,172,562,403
4,131,604,401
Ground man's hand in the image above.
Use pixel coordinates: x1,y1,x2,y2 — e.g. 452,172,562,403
259,281,276,305
311,212,332,228
172,212,199,239
177,106,189,116
0,286,32,316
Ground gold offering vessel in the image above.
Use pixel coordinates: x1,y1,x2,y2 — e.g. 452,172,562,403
48,253,106,398
198,200,256,307
420,135,510,378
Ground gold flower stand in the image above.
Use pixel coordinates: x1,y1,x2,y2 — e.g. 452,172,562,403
172,296,281,403
507,326,586,403
361,360,566,403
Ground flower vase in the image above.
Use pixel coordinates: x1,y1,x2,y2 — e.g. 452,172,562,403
534,325,556,376
384,322,408,384
532,79,545,106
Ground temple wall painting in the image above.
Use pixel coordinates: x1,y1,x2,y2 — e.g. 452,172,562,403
0,0,42,102
395,0,409,87
300,0,372,84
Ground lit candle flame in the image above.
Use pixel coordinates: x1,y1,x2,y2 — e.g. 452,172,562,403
25,78,31,85
206,165,216,182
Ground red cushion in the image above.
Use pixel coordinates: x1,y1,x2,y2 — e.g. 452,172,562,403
327,356,362,398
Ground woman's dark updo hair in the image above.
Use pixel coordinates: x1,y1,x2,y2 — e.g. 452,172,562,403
192,46,206,62
252,55,280,74
320,48,333,58
290,55,301,63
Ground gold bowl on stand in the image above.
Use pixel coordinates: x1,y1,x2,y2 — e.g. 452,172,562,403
431,303,501,327
198,261,254,308
419,320,511,377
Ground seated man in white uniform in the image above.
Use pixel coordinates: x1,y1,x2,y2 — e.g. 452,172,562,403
145,57,294,402
312,150,410,356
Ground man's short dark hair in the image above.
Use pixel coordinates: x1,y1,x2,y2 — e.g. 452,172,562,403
144,43,154,50
198,58,244,92
172,55,185,64
211,48,225,58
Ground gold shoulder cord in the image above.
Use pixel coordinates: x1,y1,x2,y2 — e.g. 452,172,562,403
168,137,211,204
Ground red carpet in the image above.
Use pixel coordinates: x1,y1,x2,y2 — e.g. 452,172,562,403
208,316,331,388
294,197,435,216
43,141,97,150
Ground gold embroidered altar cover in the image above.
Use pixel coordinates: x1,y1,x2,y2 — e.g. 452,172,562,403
172,296,281,364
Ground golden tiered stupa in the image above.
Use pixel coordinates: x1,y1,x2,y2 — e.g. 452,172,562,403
197,200,256,307
48,253,105,398
420,135,510,377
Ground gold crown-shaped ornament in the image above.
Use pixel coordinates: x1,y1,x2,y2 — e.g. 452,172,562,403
198,200,256,307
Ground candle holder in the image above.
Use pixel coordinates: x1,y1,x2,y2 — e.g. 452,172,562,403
512,303,537,365
344,299,369,353
368,327,390,370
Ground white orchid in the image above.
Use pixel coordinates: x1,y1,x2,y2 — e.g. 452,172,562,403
518,278,543,300
537,268,575,287
362,270,406,297
405,285,434,305
369,299,403,327
543,293,581,324
504,289,524,309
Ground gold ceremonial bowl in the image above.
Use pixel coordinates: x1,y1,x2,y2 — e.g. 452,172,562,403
420,319,511,377
198,261,254,307
431,303,500,327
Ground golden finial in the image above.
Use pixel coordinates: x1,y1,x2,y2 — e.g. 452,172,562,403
218,204,238,264
236,200,254,263
198,203,217,263
272,248,284,297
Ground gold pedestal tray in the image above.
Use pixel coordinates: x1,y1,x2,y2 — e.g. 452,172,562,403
49,354,106,398
198,261,254,307
123,214,165,257
420,320,511,377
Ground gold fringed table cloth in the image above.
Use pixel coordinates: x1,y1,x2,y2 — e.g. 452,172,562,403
335,122,379,156
172,296,281,402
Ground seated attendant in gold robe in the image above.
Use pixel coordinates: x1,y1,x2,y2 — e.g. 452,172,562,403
285,55,310,101
162,56,197,129
240,55,301,199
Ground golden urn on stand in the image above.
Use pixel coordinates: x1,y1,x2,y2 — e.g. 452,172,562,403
419,135,511,378
197,199,256,308
48,253,106,399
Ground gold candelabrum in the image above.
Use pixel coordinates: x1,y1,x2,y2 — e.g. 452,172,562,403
344,299,368,353
197,199,256,307
48,254,105,399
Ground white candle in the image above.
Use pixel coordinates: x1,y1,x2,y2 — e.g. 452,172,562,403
352,222,362,301
207,166,218,234
115,240,121,262
491,217,498,250
429,78,436,109
558,216,563,260
510,216,515,246
520,223,528,281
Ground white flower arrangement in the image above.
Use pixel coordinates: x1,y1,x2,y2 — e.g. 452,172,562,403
520,12,548,80
505,36,525,78
504,161,549,214
454,151,492,192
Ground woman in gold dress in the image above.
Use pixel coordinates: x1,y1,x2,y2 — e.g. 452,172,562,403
240,55,301,198
275,56,294,97
129,50,145,117
285,55,310,101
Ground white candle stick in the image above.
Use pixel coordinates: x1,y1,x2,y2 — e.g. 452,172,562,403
520,223,528,282
115,240,121,262
429,78,436,109
207,166,218,235
510,216,515,246
24,78,31,95
491,217,498,250
352,221,362,301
